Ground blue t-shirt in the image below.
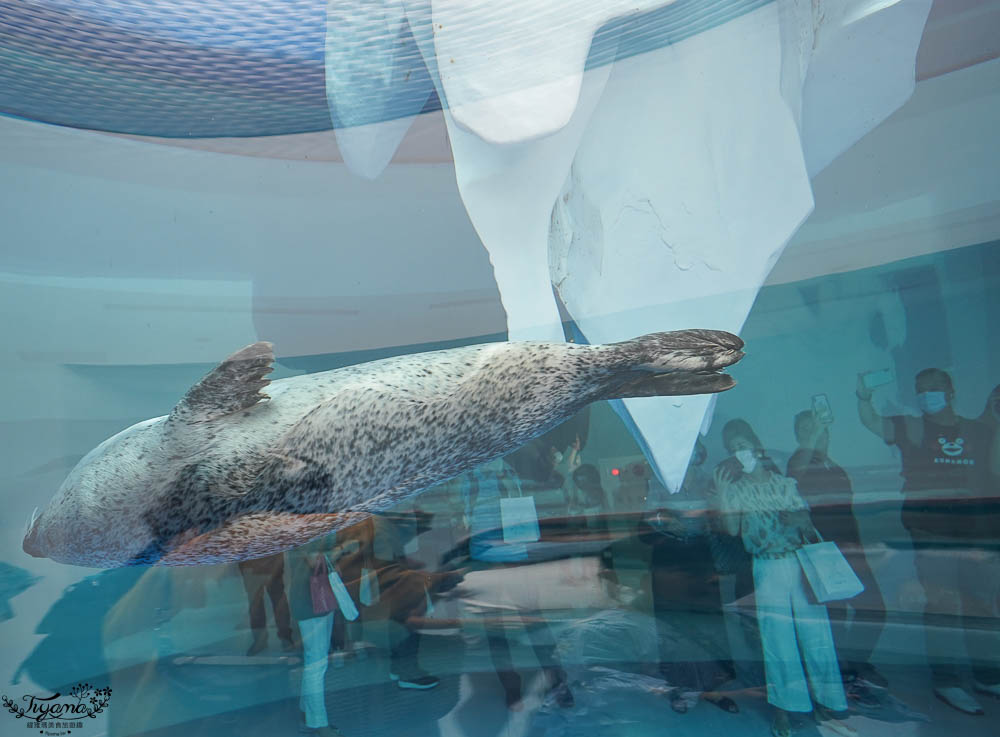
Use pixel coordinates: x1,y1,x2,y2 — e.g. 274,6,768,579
461,465,529,562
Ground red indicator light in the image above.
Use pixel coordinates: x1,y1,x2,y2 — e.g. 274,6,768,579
611,468,620,476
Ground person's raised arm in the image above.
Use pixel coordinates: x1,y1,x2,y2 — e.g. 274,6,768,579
857,374,894,443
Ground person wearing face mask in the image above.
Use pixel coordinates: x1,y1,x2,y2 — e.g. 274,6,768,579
787,411,887,688
716,420,854,737
857,368,1000,714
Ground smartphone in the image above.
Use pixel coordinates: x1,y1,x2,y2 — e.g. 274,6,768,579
812,393,834,424
862,368,895,390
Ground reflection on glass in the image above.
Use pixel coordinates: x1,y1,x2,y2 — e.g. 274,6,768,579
2,2,999,737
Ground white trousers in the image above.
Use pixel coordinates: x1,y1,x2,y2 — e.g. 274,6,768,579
299,612,335,728
753,554,846,713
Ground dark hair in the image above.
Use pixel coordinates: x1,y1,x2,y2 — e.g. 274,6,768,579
719,418,781,476
915,368,954,393
722,418,763,453
573,463,600,489
573,464,604,506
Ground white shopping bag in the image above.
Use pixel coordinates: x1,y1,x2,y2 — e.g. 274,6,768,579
359,567,380,607
424,583,435,616
500,496,541,543
796,541,864,603
324,555,360,621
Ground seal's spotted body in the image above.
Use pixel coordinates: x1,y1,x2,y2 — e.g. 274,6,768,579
23,330,743,567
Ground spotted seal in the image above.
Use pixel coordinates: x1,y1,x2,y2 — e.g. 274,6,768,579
23,329,743,567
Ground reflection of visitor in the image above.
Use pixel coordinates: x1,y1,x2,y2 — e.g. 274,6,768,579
976,383,1000,431
0,561,39,623
857,369,1000,715
237,553,295,656
460,458,572,710
641,440,739,715
329,515,447,690
569,463,606,517
288,533,348,737
716,420,853,737
787,410,887,687
552,547,743,715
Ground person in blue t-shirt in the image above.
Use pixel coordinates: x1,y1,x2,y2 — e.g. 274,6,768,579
460,458,572,710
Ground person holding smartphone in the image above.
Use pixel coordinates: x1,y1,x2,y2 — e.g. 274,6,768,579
856,368,1000,715
787,410,887,688
716,420,853,737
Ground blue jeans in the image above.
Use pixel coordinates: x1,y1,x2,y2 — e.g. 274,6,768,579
298,613,335,728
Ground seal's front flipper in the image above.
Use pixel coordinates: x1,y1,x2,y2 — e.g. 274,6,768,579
169,342,274,425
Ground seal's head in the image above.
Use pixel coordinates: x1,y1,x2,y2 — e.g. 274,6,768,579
23,418,164,567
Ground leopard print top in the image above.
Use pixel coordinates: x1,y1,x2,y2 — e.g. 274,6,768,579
720,472,809,556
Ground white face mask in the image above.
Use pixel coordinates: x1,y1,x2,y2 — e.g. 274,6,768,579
734,449,758,473
552,451,564,465
917,391,948,415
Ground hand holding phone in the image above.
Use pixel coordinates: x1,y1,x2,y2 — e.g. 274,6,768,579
812,393,834,424
861,368,894,391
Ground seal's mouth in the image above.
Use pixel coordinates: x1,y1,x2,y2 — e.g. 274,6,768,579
650,330,744,394
663,366,738,394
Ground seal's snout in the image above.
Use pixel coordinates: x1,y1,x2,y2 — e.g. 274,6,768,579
678,330,745,372
678,329,744,355
627,329,745,373
23,517,44,558
704,330,744,352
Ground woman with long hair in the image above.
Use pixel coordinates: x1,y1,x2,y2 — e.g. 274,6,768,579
715,419,853,737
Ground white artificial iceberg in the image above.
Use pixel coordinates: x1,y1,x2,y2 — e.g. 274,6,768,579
324,0,933,490
325,0,434,179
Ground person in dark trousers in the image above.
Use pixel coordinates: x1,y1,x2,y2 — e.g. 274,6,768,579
857,368,1000,715
238,553,296,656
787,410,887,687
460,457,573,710
329,514,457,690
643,439,740,715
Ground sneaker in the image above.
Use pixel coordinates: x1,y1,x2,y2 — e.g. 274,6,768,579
853,662,888,689
299,713,346,737
312,727,346,737
390,671,440,690
770,715,791,737
934,686,984,715
972,679,1000,700
846,681,880,709
817,718,857,737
